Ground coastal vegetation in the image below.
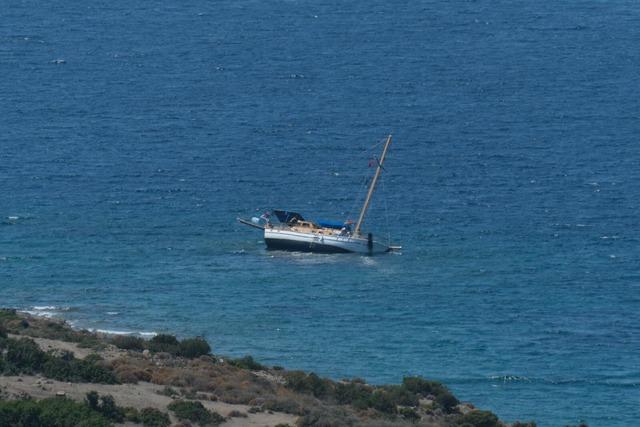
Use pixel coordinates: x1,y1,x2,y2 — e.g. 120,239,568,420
0,309,539,427
0,396,113,427
112,332,211,359
0,334,116,383
168,400,225,425
0,391,171,427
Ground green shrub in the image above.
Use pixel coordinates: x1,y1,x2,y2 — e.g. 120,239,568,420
139,407,171,427
178,337,211,358
0,397,112,427
168,400,225,425
368,390,396,414
42,353,117,384
75,358,118,383
458,410,500,427
334,381,372,405
122,406,141,423
6,338,47,372
86,391,100,410
42,356,74,381
84,391,125,422
385,385,419,407
228,355,265,371
0,309,19,323
402,376,445,396
285,371,328,398
435,390,459,413
263,398,304,416
158,386,179,397
0,324,7,339
402,376,458,413
296,411,353,427
148,334,179,354
0,337,116,383
98,394,124,422
399,406,420,421
111,335,145,351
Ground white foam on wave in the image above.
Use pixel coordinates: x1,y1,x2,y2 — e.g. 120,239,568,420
138,331,158,338
90,328,157,337
21,305,156,339
22,310,57,318
33,305,69,311
360,256,377,266
21,305,71,318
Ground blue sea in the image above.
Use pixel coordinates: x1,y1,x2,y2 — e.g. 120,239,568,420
2,1,639,425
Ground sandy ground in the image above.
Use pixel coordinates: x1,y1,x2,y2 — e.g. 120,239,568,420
1,335,297,427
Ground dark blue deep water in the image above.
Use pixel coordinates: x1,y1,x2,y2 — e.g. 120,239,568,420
2,1,640,425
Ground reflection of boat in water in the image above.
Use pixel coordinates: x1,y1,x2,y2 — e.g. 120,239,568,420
238,135,401,255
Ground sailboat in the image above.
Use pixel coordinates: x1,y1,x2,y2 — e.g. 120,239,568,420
238,135,400,254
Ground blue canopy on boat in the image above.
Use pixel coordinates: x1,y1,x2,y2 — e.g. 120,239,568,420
316,219,351,230
274,210,305,223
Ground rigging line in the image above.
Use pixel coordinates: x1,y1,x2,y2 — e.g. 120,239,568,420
367,136,388,154
345,175,370,222
344,136,388,223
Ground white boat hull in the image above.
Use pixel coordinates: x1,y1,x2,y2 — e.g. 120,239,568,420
264,228,389,254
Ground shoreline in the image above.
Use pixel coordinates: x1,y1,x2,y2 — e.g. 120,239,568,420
1,309,537,427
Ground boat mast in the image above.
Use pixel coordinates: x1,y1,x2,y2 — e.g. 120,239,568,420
354,134,392,235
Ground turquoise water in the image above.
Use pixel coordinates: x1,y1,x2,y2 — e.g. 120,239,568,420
2,1,640,425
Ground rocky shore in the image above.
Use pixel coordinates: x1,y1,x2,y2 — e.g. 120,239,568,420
0,309,536,427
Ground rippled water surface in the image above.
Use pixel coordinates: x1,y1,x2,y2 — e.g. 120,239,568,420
2,1,640,425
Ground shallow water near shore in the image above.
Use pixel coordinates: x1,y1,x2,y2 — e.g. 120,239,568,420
2,1,640,425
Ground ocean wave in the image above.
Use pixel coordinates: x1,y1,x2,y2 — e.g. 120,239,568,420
89,328,157,337
21,305,72,318
489,375,532,383
32,305,71,311
442,374,640,390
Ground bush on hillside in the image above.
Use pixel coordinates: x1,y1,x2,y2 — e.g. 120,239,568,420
435,390,459,413
148,334,179,354
457,410,500,427
42,353,117,384
334,381,373,405
402,376,445,396
168,400,225,425
399,406,421,421
384,384,419,407
177,337,211,358
139,407,171,427
227,355,265,371
402,376,458,413
368,390,397,414
263,398,305,416
6,337,47,373
285,371,329,398
0,397,112,427
0,309,19,324
111,335,145,351
0,337,116,383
